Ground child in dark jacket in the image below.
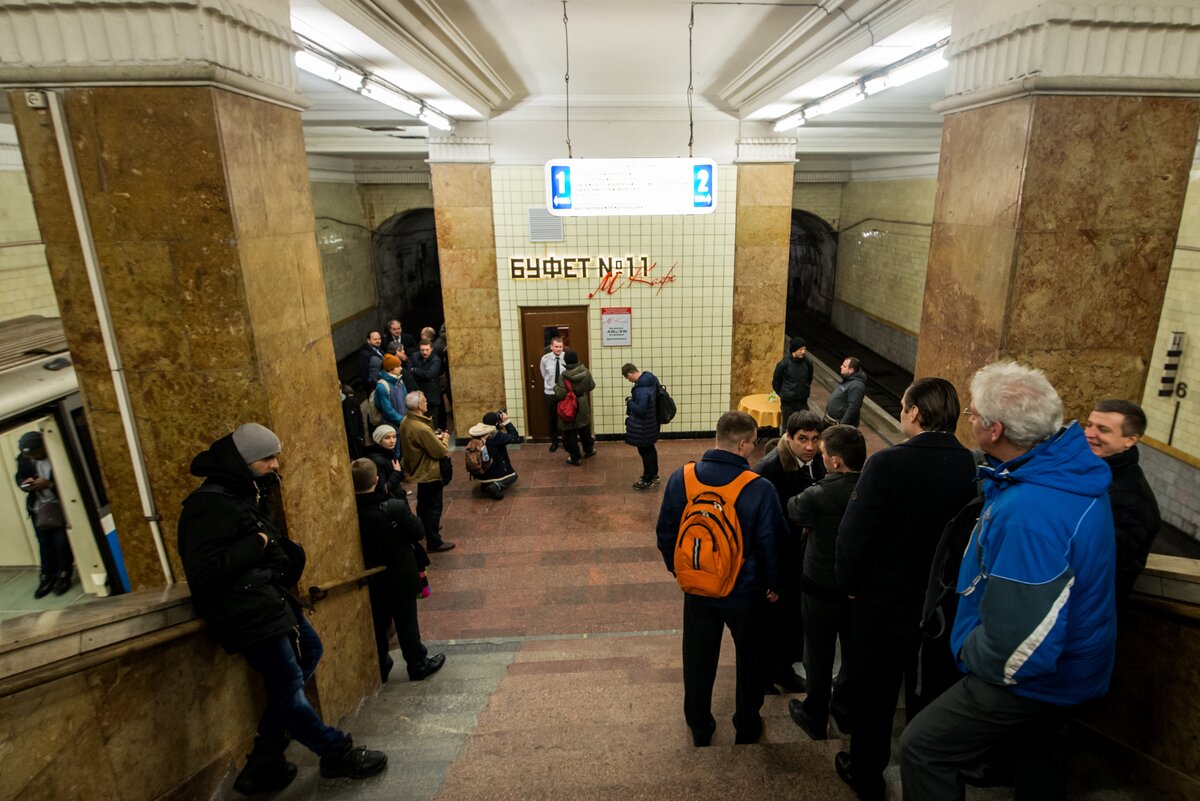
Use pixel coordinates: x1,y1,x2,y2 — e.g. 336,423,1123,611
785,424,866,740
352,459,444,683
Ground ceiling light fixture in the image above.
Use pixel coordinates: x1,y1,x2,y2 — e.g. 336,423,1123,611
774,36,950,132
294,41,456,132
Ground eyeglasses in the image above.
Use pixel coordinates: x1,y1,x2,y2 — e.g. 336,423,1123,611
962,409,981,419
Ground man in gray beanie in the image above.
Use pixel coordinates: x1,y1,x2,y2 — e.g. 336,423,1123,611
178,423,387,794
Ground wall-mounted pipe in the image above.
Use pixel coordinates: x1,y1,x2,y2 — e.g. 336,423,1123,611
43,90,174,586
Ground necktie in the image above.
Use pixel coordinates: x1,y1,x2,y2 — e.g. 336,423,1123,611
554,358,561,381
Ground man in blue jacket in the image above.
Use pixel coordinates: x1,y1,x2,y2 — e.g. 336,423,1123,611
900,362,1117,801
655,411,785,747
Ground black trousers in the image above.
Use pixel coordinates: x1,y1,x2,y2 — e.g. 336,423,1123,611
900,673,1068,801
682,595,767,743
35,525,72,577
371,592,427,679
763,584,804,681
780,401,807,433
562,426,594,460
415,481,445,548
637,444,659,479
543,393,560,445
848,601,922,785
800,589,852,728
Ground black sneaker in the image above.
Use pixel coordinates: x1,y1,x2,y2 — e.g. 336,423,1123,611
548,443,559,453
408,653,446,681
583,449,597,458
428,541,456,553
565,457,581,466
233,752,298,795
319,736,387,780
52,571,72,596
33,574,53,599
632,478,655,490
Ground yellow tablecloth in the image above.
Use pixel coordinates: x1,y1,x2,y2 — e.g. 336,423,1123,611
738,393,781,429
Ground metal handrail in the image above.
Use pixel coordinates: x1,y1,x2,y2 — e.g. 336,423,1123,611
308,566,386,602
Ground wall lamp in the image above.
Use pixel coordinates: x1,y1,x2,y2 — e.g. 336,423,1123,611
295,45,456,132
773,37,950,132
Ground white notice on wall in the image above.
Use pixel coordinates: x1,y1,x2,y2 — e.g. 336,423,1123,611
601,307,632,347
546,158,716,217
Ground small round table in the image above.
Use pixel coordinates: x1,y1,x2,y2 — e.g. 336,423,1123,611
738,393,781,430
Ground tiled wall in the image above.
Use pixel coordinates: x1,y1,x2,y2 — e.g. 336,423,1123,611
360,183,435,231
1139,165,1200,541
1143,166,1200,458
834,178,936,340
310,181,377,360
792,182,843,228
491,165,737,436
0,170,57,322
310,181,375,325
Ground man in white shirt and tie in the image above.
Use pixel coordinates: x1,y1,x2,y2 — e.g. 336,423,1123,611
540,336,566,452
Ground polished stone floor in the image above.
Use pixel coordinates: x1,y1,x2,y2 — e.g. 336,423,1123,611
215,434,1166,801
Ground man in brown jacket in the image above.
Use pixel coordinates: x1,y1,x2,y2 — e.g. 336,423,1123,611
399,391,455,552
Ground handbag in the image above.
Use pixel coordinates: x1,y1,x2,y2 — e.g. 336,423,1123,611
439,455,453,486
34,500,65,528
556,378,578,422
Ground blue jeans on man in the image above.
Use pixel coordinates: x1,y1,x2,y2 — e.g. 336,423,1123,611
241,615,347,757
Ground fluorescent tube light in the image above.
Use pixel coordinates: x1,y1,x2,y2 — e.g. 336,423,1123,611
361,83,422,116
419,107,454,131
773,111,806,132
295,51,340,83
885,49,948,89
806,87,863,119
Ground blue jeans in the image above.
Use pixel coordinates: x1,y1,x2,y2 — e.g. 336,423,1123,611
241,616,346,757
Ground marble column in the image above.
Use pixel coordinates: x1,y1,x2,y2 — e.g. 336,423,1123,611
2,0,376,729
429,138,507,433
915,1,1200,431
730,140,796,409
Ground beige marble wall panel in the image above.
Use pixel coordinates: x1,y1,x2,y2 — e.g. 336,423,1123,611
215,90,314,239
734,245,790,286
0,633,260,801
737,163,794,207
430,163,505,432
1023,96,1200,232
439,246,498,290
431,163,493,208
170,238,256,370
305,591,380,723
6,93,78,247
1007,229,1174,351
65,89,234,245
734,204,790,248
40,242,107,371
730,163,791,408
933,98,1031,228
434,205,496,250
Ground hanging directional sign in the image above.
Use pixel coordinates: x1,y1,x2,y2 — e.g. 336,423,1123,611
545,158,718,217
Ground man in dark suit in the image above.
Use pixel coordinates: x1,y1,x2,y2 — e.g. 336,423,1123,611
833,378,978,801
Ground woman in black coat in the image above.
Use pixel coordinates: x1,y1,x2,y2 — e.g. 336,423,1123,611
622,364,661,490
366,424,405,498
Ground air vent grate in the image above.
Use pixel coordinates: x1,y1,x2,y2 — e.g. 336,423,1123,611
528,207,563,242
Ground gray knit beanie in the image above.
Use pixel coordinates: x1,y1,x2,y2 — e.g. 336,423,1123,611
232,423,282,463
372,424,397,445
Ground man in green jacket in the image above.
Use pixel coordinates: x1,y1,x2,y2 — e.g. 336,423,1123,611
399,391,455,552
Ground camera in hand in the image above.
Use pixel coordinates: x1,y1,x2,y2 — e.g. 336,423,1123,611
495,407,507,418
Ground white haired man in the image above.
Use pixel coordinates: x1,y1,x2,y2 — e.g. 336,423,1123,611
901,362,1116,801
398,391,455,553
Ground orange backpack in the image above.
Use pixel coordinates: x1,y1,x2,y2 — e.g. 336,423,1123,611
673,463,759,597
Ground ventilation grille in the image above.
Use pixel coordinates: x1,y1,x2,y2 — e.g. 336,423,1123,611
528,207,563,242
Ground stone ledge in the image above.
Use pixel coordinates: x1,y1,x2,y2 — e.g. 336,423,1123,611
0,583,195,680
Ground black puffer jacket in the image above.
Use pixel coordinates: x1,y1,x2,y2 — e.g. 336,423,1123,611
177,434,305,654
624,371,660,447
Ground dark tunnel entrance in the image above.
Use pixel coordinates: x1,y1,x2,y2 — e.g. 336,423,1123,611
373,209,444,335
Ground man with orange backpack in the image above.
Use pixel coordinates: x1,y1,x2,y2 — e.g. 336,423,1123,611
655,411,786,747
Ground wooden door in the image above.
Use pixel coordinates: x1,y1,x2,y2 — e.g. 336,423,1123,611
520,306,590,441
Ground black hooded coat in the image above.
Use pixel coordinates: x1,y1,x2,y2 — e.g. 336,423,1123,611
177,434,306,654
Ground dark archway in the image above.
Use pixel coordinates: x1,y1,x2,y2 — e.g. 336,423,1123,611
786,209,838,335
374,209,444,334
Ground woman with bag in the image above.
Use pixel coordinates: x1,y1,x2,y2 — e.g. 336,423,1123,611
554,350,596,466
14,431,73,597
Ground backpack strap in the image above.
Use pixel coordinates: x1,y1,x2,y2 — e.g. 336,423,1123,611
682,461,759,499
